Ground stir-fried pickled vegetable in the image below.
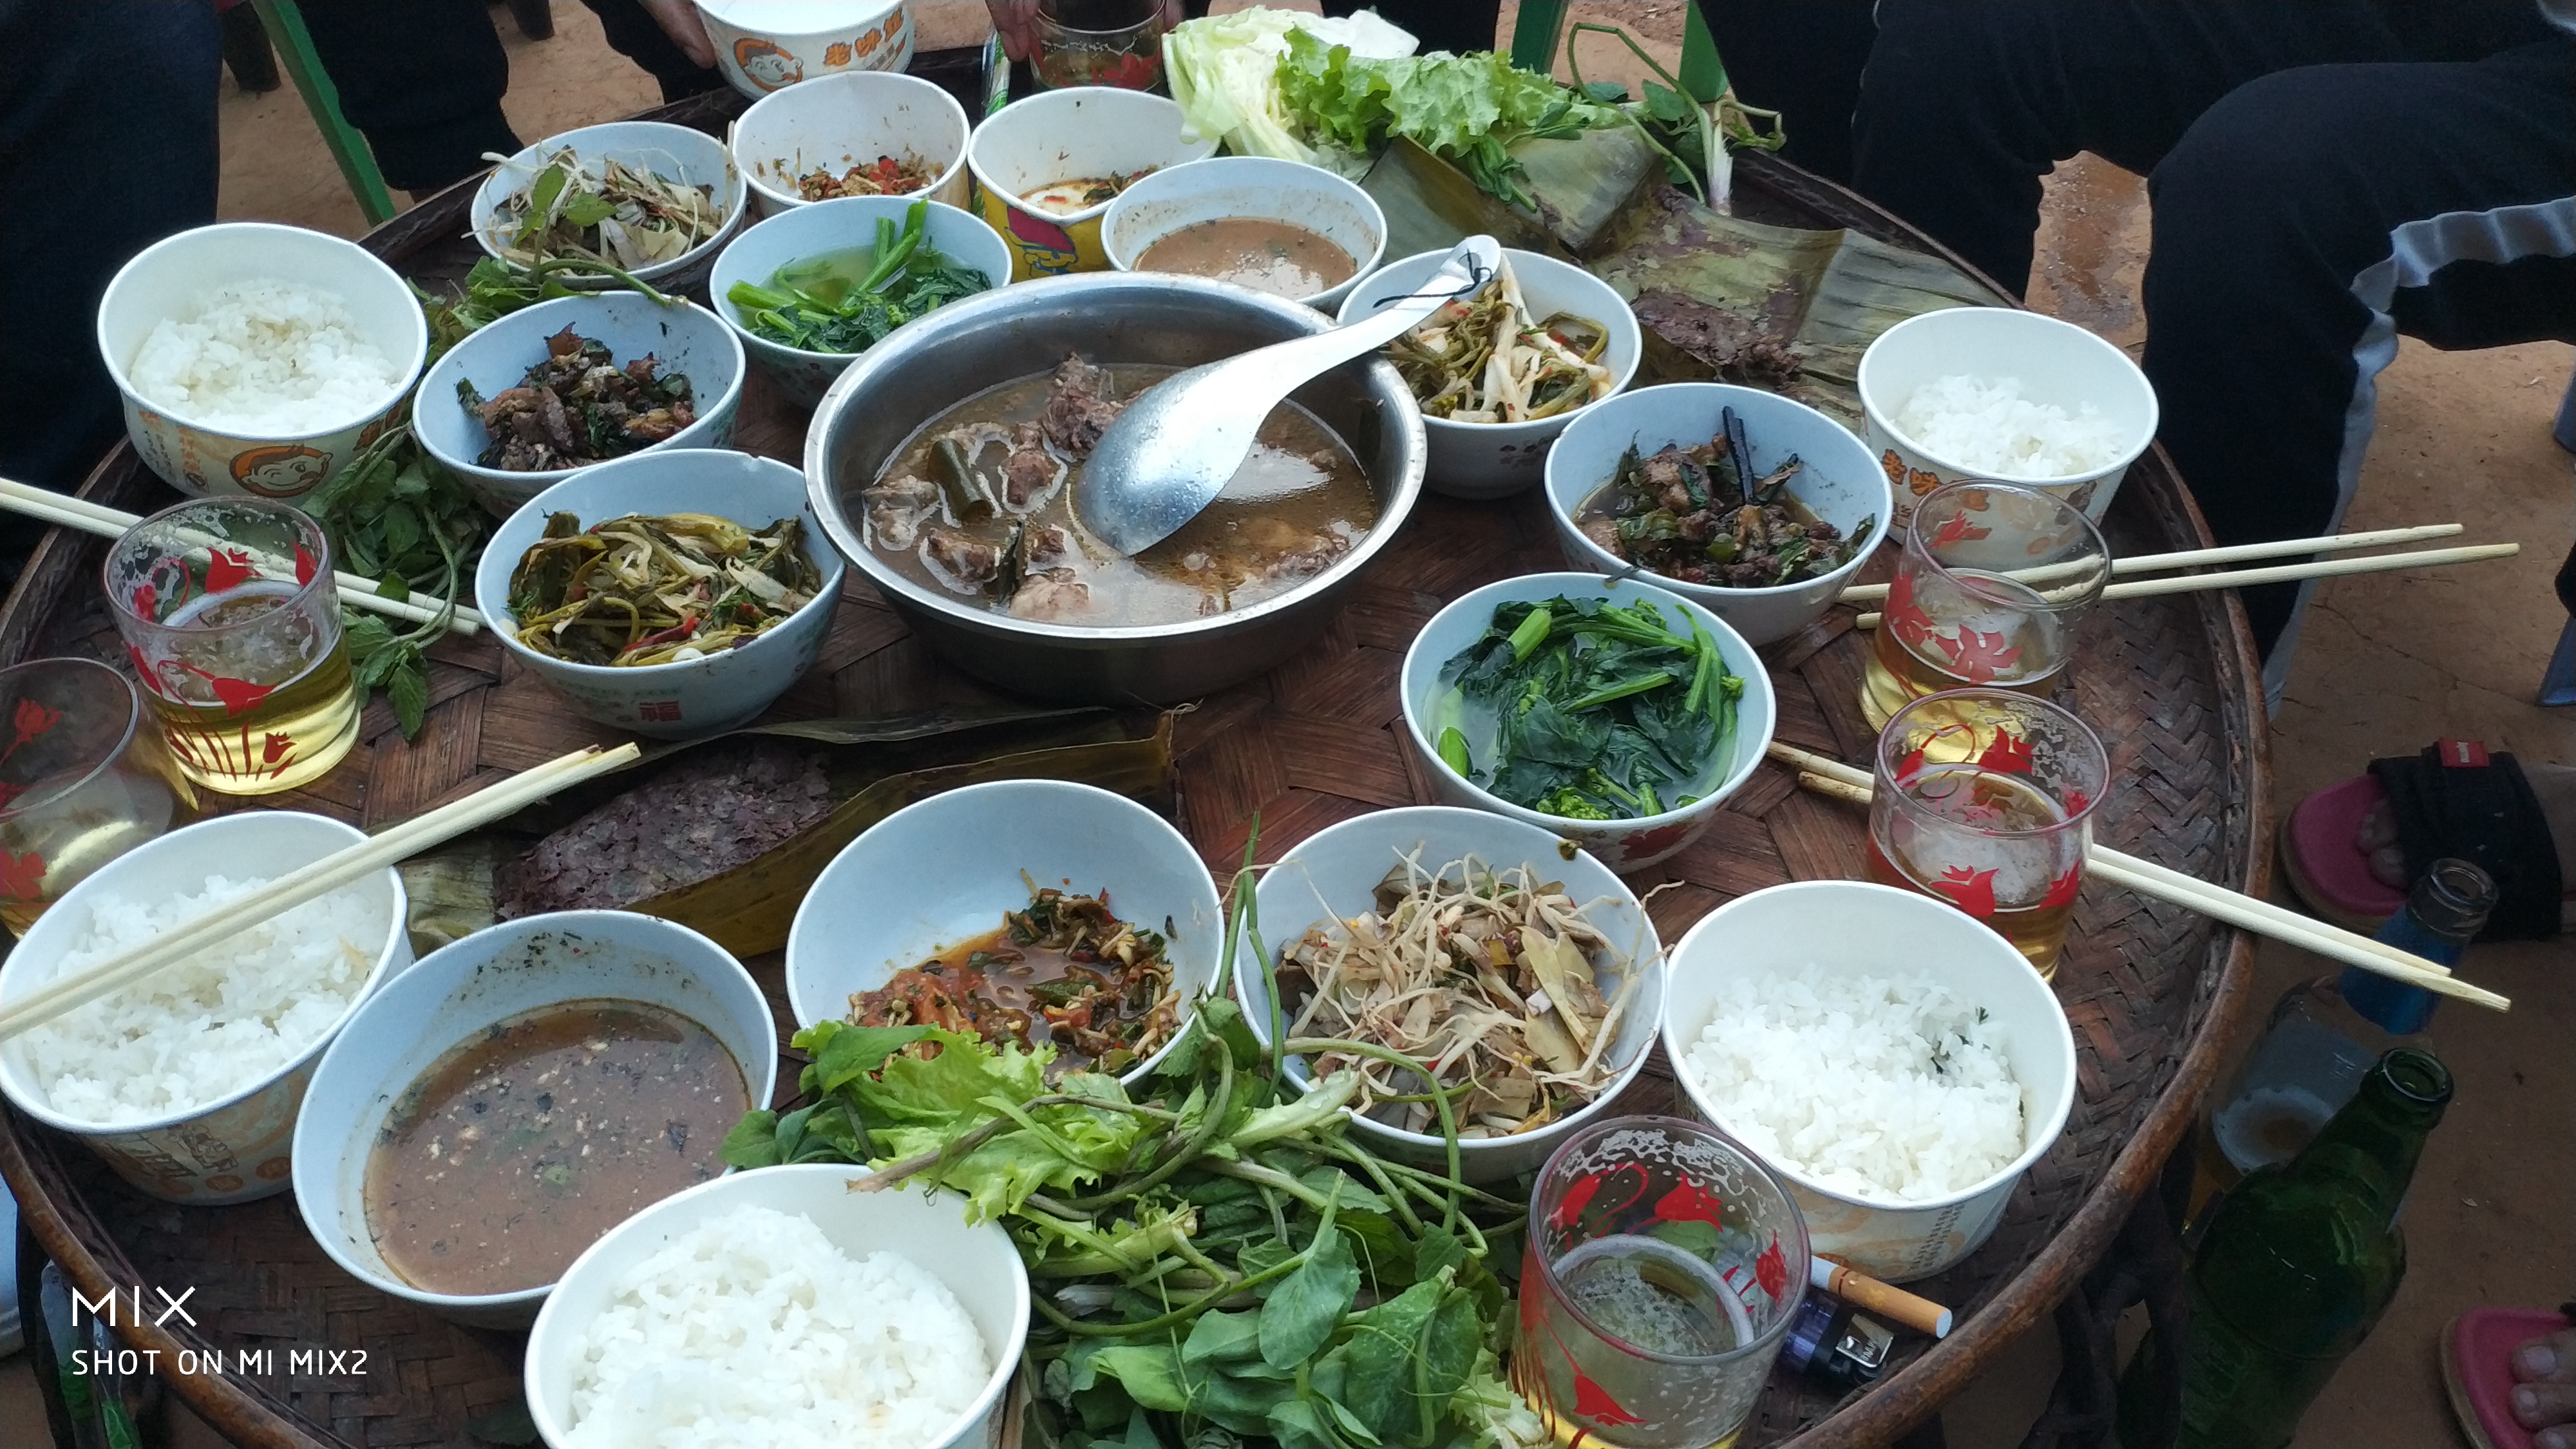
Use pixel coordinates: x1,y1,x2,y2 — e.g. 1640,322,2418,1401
1280,856,1641,1137
487,146,726,272
790,152,934,200
1387,256,1612,423
506,511,821,667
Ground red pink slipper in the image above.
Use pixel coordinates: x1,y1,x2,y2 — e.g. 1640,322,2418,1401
2445,1304,2576,1449
2281,773,2406,934
2282,740,2566,942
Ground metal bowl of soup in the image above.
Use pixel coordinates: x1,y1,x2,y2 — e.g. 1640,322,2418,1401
804,272,1426,703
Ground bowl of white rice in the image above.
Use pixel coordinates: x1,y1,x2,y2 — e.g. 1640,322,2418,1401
95,222,430,504
0,811,409,1205
526,1164,1027,1449
1855,307,2156,529
1659,880,2076,1283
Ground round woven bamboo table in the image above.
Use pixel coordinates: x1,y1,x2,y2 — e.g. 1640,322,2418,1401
0,61,2268,1449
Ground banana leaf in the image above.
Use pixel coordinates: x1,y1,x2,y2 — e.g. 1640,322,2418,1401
397,707,1175,958
1363,137,1574,267
1586,185,1995,428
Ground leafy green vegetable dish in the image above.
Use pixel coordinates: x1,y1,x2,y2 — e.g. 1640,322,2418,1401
1432,594,1743,822
725,200,991,355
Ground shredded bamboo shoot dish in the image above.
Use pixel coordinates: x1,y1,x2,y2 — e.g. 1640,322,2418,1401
1278,854,1640,1137
507,511,821,667
1385,256,1613,424
488,146,726,272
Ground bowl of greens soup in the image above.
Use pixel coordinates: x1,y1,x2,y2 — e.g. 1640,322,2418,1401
712,195,1008,409
1398,571,1776,872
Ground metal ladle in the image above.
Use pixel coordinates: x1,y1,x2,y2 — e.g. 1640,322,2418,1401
1073,234,1502,556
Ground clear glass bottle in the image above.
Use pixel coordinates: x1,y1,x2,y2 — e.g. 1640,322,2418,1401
2122,1047,2454,1449
2184,859,2493,1226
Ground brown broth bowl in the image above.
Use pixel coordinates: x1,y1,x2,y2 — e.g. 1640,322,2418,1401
803,272,1425,704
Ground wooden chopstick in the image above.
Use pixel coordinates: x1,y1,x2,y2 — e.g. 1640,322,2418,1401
1768,741,2510,1012
1835,524,2467,603
0,478,486,636
1850,542,2519,629
0,743,639,1042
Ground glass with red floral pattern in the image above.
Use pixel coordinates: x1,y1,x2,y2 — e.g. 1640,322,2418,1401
105,498,359,796
1031,0,1166,90
0,658,194,935
1515,1116,1809,1449
1859,480,2110,731
1866,688,2108,978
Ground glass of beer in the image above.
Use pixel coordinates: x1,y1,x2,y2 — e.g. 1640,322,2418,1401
1860,481,2110,730
1515,1116,1809,1449
0,658,194,934
1866,688,2107,977
106,498,361,796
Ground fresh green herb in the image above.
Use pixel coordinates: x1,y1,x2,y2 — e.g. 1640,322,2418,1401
1437,594,1741,822
721,870,1541,1448
1564,23,1785,204
723,201,990,355
306,423,486,739
414,255,676,363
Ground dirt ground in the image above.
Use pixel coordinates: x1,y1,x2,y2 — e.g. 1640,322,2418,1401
13,5,2564,1446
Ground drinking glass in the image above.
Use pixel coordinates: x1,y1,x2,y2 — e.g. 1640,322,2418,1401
1031,0,1166,90
105,498,360,795
0,658,194,934
1515,1116,1809,1449
1860,480,2110,730
1866,688,2107,978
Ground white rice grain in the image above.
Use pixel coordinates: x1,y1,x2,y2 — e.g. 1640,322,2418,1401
564,1205,991,1448
18,876,381,1125
1684,965,2024,1203
1895,374,2127,480
129,279,402,435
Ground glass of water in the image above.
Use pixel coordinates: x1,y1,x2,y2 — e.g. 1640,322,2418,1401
1514,1116,1810,1448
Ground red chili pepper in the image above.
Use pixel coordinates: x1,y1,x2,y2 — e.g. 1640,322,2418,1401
630,618,699,650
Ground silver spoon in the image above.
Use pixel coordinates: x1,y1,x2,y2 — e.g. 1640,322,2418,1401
1074,234,1503,556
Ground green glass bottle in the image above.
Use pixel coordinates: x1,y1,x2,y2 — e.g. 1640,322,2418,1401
2121,1047,2452,1449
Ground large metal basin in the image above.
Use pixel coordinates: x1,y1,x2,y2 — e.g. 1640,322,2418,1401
804,274,1426,703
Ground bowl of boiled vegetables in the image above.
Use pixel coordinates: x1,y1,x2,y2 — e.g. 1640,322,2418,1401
1398,572,1775,872
711,196,1009,410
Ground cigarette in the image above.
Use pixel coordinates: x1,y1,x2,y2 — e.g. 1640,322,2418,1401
1810,1256,1954,1339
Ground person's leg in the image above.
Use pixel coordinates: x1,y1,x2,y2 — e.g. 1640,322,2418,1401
2139,39,2576,693
582,0,726,103
1694,0,1877,185
1848,0,2437,296
1350,0,1500,57
0,0,218,534
296,0,521,194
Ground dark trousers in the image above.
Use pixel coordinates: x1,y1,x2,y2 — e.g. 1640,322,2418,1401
297,0,522,193
0,0,218,527
1703,1,2576,697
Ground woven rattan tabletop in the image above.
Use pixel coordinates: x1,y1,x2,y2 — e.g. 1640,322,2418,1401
0,66,2267,1449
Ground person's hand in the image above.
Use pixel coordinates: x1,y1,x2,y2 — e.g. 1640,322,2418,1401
2513,1325,2576,1449
984,0,1184,63
633,0,716,69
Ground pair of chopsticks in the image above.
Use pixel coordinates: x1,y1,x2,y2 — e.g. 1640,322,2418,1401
1771,740,2510,1012
0,743,639,1043
0,477,486,636
1839,524,2516,629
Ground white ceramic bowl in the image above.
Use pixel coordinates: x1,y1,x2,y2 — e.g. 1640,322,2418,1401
1660,880,2078,1282
472,121,748,294
785,779,1222,1086
0,813,410,1204
1235,806,1667,1183
1103,156,1388,312
1398,571,1776,873
474,448,844,739
1338,248,1641,500
966,88,1220,281
1855,306,2157,527
733,68,971,217
290,911,779,1328
526,1162,1025,1449
711,195,1011,410
94,222,428,503
693,0,914,100
1546,382,1894,646
417,291,747,518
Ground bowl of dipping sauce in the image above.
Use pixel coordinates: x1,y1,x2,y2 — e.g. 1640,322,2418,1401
1103,156,1386,311
292,910,779,1328
965,88,1217,281
692,0,913,99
